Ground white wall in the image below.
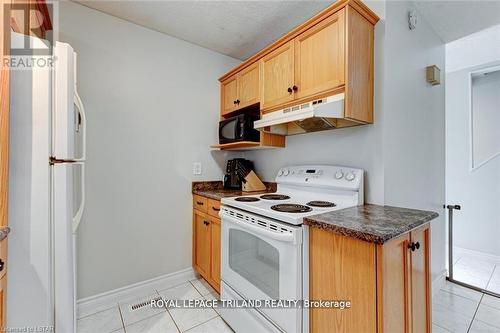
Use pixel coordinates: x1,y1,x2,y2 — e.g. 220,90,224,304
446,26,500,257
59,2,240,298
446,24,500,73
381,2,446,282
247,1,446,282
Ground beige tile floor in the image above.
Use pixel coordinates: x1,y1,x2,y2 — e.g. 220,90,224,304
77,278,232,333
78,249,500,333
452,246,500,294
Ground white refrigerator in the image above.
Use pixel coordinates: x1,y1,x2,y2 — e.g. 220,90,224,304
8,32,86,333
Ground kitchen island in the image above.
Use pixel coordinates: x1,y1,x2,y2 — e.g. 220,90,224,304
305,204,438,333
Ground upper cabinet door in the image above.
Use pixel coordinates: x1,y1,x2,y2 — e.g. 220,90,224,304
221,76,238,116
260,41,295,111
237,63,260,109
294,10,345,100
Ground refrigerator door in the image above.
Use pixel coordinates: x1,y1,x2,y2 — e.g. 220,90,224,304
7,32,53,328
52,162,79,333
53,41,85,161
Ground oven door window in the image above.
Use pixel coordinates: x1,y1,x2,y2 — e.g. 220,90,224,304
221,120,237,140
228,229,279,299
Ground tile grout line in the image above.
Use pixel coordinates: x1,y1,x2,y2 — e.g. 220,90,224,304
433,322,453,333
466,293,484,333
156,288,183,333
182,315,222,333
117,302,126,333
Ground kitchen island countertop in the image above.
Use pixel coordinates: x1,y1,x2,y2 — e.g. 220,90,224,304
304,204,439,244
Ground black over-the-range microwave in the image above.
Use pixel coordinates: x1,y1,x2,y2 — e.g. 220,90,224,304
218,114,260,144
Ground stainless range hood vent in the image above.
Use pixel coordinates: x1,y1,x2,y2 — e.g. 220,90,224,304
254,93,346,135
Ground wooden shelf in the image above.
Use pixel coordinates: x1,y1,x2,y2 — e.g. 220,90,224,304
210,141,265,151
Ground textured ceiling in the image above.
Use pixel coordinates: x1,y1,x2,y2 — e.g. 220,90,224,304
74,0,500,59
74,1,334,60
414,0,500,42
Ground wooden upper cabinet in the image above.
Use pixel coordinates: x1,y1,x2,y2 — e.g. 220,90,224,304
221,76,238,116
294,10,345,99
260,41,295,111
237,63,260,109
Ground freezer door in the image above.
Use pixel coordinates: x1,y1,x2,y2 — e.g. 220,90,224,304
52,163,78,332
53,41,85,161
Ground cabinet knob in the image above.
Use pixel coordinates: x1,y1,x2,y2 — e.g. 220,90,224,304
203,220,210,226
233,100,237,104
287,87,293,93
292,85,298,92
236,99,240,104
415,241,420,250
0,259,4,272
408,242,416,252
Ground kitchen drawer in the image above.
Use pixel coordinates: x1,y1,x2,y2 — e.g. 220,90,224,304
193,195,208,213
0,239,6,279
208,199,221,218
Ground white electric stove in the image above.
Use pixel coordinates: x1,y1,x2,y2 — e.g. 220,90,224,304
219,165,364,333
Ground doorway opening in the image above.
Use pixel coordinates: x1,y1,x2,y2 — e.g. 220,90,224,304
446,64,500,297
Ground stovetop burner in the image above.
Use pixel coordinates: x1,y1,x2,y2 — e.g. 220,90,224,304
271,204,312,213
235,197,260,202
260,194,291,200
307,201,337,208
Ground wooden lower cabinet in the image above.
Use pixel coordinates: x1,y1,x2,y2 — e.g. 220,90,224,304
310,224,431,332
193,196,221,293
0,275,5,328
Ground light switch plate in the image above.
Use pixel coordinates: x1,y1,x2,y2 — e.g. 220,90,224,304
193,162,202,175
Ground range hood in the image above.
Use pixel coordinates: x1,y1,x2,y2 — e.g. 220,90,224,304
254,93,348,135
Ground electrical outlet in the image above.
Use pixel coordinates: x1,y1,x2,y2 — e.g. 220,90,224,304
193,162,202,175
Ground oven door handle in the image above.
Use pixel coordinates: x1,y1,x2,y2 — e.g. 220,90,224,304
222,214,296,244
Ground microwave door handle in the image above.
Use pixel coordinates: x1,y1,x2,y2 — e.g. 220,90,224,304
222,213,296,243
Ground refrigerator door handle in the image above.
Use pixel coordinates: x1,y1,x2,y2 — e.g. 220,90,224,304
74,91,86,162
72,163,85,233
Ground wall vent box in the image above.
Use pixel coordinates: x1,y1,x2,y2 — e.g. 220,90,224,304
426,65,441,85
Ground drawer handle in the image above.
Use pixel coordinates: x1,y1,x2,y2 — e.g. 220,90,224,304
212,207,220,212
0,259,4,272
196,201,204,205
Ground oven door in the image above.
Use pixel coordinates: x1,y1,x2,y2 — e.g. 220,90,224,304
221,212,303,332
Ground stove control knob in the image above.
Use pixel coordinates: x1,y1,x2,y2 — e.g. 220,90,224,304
283,169,290,176
345,172,355,181
335,170,344,179
278,169,284,176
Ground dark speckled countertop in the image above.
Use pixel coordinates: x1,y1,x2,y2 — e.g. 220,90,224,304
192,181,276,201
304,204,439,244
0,226,10,241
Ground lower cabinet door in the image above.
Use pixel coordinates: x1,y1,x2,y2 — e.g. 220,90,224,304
0,275,6,328
210,216,221,291
410,225,431,333
378,232,411,333
194,210,211,278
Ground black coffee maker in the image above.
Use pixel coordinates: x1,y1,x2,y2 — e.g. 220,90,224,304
223,158,254,190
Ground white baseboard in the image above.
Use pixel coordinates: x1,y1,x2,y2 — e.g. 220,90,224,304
432,269,447,297
77,267,198,317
